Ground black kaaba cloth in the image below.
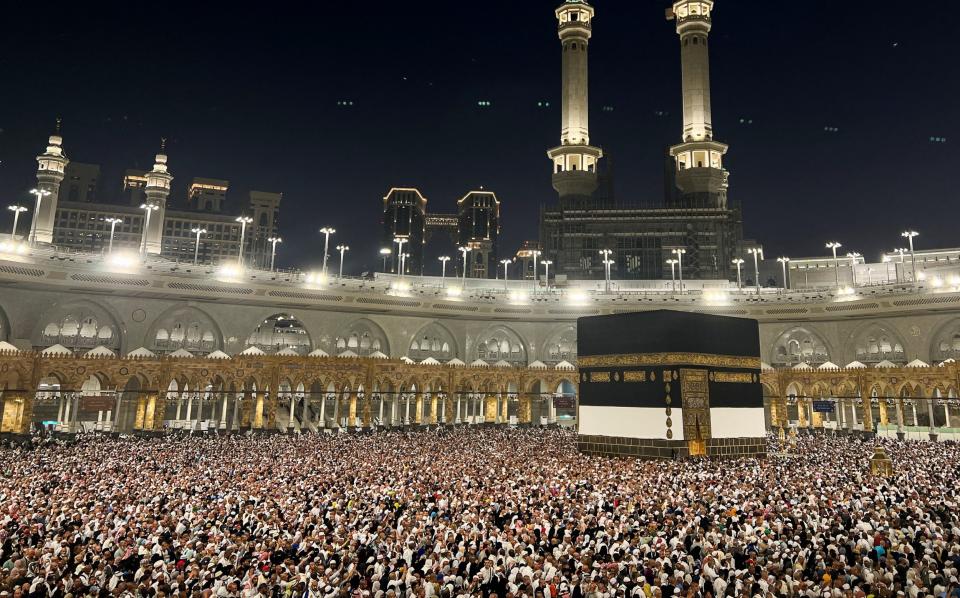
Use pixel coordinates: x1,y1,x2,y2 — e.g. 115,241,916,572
576,310,762,409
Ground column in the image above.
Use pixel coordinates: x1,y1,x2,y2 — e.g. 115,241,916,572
414,393,423,425
378,395,385,425
348,392,358,427
455,394,462,423
252,391,265,429
319,394,327,428
430,394,438,424
879,399,889,427
926,398,938,441
221,394,230,429
404,394,411,425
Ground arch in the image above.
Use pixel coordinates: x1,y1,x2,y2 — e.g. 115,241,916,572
146,305,224,355
408,322,458,360
474,325,528,366
246,313,312,355
33,299,123,352
332,318,390,357
769,326,831,367
929,318,960,363
540,324,577,364
846,322,907,365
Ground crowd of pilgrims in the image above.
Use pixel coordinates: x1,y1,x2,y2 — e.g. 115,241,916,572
0,429,958,598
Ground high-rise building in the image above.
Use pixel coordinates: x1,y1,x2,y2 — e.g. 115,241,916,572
514,241,542,281
122,169,147,206
247,191,282,270
188,178,229,212
456,190,500,279
60,162,101,203
31,122,68,245
539,0,743,282
381,188,427,275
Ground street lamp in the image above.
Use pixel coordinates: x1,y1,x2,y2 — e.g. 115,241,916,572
882,255,895,283
666,259,678,293
459,246,471,287
438,255,451,287
747,247,763,295
336,244,349,277
542,260,553,292
731,258,744,290
599,249,613,293
846,252,861,287
104,217,123,254
139,203,159,255
380,248,392,272
7,205,28,239
191,227,207,265
825,242,843,289
402,253,410,275
320,227,336,276
500,259,512,290
603,258,615,293
28,188,51,245
901,230,919,282
235,216,253,265
671,248,686,294
268,236,282,272
531,250,542,293
776,257,790,290
866,267,874,286
393,236,407,278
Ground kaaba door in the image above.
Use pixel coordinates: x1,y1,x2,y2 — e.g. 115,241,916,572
680,369,711,457
688,439,706,457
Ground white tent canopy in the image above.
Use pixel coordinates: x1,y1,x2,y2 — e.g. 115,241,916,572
528,360,548,370
844,360,867,369
791,362,813,371
0,341,20,354
84,346,115,358
493,360,512,368
338,349,359,358
470,359,490,368
308,348,329,357
555,360,576,371
400,356,415,364
446,358,466,367
905,359,929,368
239,346,266,356
817,361,840,371
168,348,194,358
126,347,155,358
420,357,441,365
760,362,774,372
276,347,300,357
206,350,231,360
368,350,389,359
874,360,897,369
41,344,72,356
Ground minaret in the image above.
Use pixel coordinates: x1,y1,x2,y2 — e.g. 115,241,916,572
547,0,603,205
143,139,173,255
31,119,69,244
667,0,729,208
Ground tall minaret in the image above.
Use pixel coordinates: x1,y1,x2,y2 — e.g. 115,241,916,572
667,0,729,208
31,120,69,244
547,0,603,205
142,140,173,255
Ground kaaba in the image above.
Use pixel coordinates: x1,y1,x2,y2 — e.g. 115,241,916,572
576,310,766,459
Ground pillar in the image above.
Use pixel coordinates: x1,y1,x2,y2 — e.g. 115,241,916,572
252,391,265,429
926,398,937,441
360,395,372,428
319,393,327,428
414,393,423,425
349,392,358,427
0,392,32,434
519,396,532,424
878,399,889,427
430,394,438,424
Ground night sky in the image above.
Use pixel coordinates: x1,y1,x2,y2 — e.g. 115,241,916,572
0,1,956,274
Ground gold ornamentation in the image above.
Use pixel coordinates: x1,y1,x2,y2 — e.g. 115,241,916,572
623,371,647,382
588,371,610,383
711,372,754,384
680,368,711,441
579,352,761,369
666,429,673,439
665,417,673,427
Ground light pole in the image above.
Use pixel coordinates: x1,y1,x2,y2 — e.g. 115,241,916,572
542,260,553,292
531,250,542,293
671,248,686,294
402,253,410,275
901,230,919,282
393,236,407,278
866,267,874,286
190,227,206,265
882,256,894,283
438,256,451,287
320,227,336,277
894,248,908,283
826,242,842,289
666,259,678,293
7,205,28,239
235,216,253,266
104,217,123,254
599,249,613,293
459,246,471,287
603,258,615,293
380,248,392,272
731,258,744,290
28,188,51,245
139,203,159,255
500,259,512,290
776,256,790,289
747,248,763,295
268,236,282,272
336,244,349,277
846,252,861,287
